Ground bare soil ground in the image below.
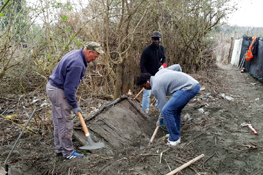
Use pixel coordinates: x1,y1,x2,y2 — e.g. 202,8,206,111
1,63,263,175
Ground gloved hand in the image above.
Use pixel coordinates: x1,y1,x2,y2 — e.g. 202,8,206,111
73,107,82,115
158,63,167,70
156,113,164,126
162,63,167,68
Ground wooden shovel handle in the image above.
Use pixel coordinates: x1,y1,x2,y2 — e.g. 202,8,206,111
134,88,145,100
149,126,159,144
77,112,90,137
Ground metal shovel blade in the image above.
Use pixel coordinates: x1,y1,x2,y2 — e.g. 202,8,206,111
79,135,105,150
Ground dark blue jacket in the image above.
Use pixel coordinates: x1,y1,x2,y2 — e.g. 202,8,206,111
49,49,87,109
140,44,166,75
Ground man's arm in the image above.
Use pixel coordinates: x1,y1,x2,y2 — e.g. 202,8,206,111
64,66,83,109
152,89,167,112
140,51,148,73
161,46,167,68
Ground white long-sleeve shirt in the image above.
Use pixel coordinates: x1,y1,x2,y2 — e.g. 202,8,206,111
150,64,199,112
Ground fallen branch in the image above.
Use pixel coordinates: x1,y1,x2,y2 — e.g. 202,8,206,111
160,148,170,163
12,122,37,135
140,148,170,158
0,97,14,101
96,155,114,160
203,152,216,168
164,159,172,172
0,116,37,135
140,153,159,156
174,158,199,174
166,154,204,175
1,108,8,115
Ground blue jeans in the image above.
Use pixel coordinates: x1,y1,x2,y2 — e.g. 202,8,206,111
162,84,200,141
142,89,151,114
142,89,158,114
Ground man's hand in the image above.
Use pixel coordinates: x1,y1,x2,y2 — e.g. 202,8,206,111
158,63,167,70
156,113,164,126
73,107,82,115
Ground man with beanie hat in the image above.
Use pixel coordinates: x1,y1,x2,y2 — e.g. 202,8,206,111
140,31,167,114
46,42,103,159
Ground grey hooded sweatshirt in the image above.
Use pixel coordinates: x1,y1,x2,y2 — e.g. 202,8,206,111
150,64,199,112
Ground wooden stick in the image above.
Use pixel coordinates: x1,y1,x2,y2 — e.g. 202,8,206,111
148,126,159,145
166,154,204,175
160,148,170,163
133,88,144,100
238,52,247,69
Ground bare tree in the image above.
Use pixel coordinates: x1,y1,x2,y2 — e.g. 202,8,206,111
0,0,234,97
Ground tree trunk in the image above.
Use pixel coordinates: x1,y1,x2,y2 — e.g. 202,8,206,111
122,55,136,94
114,63,123,99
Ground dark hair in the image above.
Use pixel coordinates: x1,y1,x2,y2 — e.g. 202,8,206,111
136,73,151,85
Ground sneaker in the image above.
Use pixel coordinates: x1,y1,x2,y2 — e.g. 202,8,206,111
167,138,181,146
65,151,84,159
164,134,169,138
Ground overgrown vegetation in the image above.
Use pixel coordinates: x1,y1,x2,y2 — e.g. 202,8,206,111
0,0,235,98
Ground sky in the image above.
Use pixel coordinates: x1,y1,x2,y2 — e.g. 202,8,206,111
227,0,263,27
25,0,263,27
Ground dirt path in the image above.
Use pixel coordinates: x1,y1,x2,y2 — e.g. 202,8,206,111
1,63,263,175
183,63,263,174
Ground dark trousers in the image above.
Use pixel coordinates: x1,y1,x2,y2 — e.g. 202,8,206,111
46,82,74,157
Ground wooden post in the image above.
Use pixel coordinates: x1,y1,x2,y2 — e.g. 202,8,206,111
228,36,234,64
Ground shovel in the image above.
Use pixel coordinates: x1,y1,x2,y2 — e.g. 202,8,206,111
77,112,105,150
148,126,159,145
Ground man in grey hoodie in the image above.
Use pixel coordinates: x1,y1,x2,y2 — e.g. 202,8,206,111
136,64,200,146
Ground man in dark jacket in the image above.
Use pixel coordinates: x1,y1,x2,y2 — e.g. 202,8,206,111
140,31,167,113
46,42,103,159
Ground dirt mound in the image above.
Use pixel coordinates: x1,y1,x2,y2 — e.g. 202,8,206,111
73,96,157,155
1,64,263,175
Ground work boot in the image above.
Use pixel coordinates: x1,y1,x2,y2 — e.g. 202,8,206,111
65,151,84,159
167,138,181,146
56,152,63,157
